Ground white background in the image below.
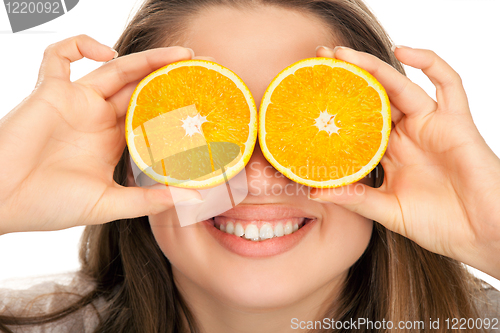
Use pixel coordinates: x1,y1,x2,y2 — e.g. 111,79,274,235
1,0,500,289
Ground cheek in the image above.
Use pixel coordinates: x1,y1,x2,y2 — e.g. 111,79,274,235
318,204,373,271
149,209,211,272
149,204,373,310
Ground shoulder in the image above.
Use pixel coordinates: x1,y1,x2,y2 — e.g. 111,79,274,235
0,271,108,333
475,284,500,332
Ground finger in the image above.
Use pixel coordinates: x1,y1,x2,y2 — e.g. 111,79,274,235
308,183,402,233
38,34,116,83
316,46,437,120
78,46,194,99
393,46,469,114
116,115,126,143
92,184,202,223
106,80,140,118
390,102,404,124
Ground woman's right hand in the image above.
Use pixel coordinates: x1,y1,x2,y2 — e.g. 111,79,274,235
0,35,202,235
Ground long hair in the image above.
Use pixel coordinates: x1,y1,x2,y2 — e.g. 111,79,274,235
0,1,489,332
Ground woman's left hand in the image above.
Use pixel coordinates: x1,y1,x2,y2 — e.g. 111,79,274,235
311,45,500,279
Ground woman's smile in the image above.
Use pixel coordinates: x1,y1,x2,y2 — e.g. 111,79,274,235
203,204,318,257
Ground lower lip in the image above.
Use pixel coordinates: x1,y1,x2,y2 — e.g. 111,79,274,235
202,218,317,258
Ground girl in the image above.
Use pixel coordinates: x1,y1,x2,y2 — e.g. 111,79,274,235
1,0,500,332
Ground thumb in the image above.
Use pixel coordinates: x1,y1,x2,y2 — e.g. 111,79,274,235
308,183,401,229
91,185,202,224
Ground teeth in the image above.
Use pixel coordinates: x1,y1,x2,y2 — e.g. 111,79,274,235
259,224,274,240
234,223,245,237
244,224,259,240
274,223,284,237
214,218,309,241
226,222,234,234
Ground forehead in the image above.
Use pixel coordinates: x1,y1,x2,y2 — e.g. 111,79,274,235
179,5,334,105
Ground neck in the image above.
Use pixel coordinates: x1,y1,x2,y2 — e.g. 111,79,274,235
173,267,345,333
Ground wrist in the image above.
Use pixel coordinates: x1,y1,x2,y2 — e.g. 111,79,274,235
458,240,500,281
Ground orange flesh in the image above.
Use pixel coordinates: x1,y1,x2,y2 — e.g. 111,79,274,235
131,65,252,182
264,65,383,182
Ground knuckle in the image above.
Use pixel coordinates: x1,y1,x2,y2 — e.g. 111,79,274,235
441,68,462,87
113,62,130,83
422,49,463,87
427,49,438,58
148,205,164,216
371,60,382,76
421,49,438,62
364,52,384,76
67,34,89,47
145,191,170,216
392,78,410,98
72,34,88,42
43,34,90,58
67,35,80,44
43,44,57,57
76,34,93,44
421,48,439,59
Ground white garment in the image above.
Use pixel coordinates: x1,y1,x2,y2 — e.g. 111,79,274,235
1,272,500,332
0,272,106,333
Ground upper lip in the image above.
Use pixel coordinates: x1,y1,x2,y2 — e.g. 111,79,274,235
214,204,317,221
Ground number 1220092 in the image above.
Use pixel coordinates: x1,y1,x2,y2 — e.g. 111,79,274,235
5,2,60,14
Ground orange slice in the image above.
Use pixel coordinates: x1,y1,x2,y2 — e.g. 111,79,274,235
259,57,391,188
126,60,257,188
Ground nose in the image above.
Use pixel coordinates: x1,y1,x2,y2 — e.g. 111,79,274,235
244,139,294,197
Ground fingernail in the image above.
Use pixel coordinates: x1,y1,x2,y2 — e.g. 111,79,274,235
391,45,412,52
307,189,330,203
185,47,195,58
308,196,332,204
316,45,333,52
170,187,203,203
175,198,205,206
110,48,118,59
332,46,349,56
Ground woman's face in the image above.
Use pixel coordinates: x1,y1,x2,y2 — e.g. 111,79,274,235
149,5,373,312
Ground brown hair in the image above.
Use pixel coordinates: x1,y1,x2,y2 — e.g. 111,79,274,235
0,0,489,332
